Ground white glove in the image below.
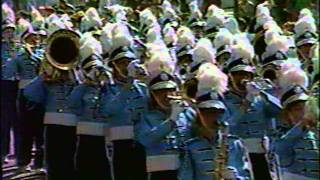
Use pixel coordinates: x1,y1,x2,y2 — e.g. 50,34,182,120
245,81,260,101
169,100,186,121
127,60,148,78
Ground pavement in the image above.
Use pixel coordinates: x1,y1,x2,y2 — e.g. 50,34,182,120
2,131,46,180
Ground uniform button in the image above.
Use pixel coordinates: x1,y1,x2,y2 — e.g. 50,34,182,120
58,109,63,113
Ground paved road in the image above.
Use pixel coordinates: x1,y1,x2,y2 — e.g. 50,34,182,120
2,131,46,180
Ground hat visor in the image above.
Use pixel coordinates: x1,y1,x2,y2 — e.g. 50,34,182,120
217,49,231,57
229,65,255,73
3,24,16,30
110,51,136,62
190,21,206,28
296,38,317,47
150,81,177,90
177,49,193,58
283,93,309,107
197,100,226,110
263,60,286,67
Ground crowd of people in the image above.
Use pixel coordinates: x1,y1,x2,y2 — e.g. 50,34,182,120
1,0,319,180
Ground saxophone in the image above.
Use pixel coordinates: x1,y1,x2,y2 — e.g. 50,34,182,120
214,122,229,180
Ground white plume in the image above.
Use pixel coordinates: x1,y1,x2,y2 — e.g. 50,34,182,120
224,17,240,34
256,14,273,28
146,25,162,43
145,41,168,58
230,37,254,61
196,63,228,97
46,13,59,24
140,8,157,28
177,26,196,47
162,0,173,10
214,28,234,49
263,20,282,33
145,49,175,78
299,8,313,19
31,6,45,29
206,4,224,18
15,18,33,38
264,29,282,44
47,18,72,36
279,59,302,73
206,14,226,29
80,33,102,61
111,22,133,50
192,38,216,65
256,4,270,17
279,67,309,95
163,7,178,20
107,4,130,20
189,0,202,20
264,35,289,57
80,7,102,32
2,3,15,23
100,23,115,54
163,24,177,46
294,16,317,37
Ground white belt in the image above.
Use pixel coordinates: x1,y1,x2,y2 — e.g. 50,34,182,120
44,112,77,126
105,125,134,141
283,171,316,180
19,79,32,89
77,121,106,136
242,138,265,153
146,154,180,172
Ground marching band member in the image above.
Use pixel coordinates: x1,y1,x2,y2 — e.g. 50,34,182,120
294,11,318,74
175,26,196,82
252,4,276,60
224,38,281,180
105,22,149,180
136,47,184,180
274,67,319,180
260,35,291,85
213,28,233,70
204,4,226,41
159,0,179,27
187,0,206,39
1,18,19,164
15,26,46,171
183,38,216,99
180,63,250,180
68,34,112,180
23,29,80,180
